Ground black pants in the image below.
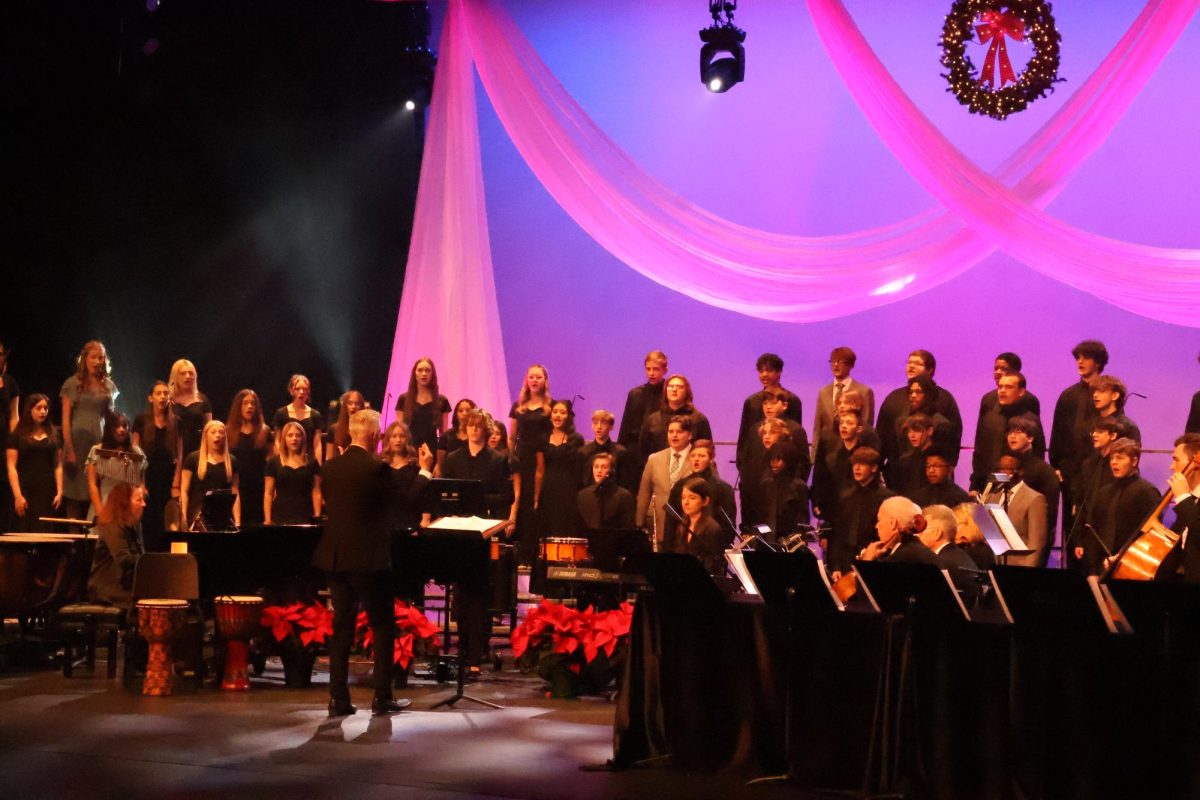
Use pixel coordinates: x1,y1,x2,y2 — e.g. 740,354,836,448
326,570,394,703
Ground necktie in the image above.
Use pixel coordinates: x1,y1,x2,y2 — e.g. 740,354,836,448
670,452,682,484
833,382,844,408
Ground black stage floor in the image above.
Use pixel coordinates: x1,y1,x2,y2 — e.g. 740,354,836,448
0,655,821,800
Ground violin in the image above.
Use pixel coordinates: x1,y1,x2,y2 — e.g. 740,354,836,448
1105,450,1200,581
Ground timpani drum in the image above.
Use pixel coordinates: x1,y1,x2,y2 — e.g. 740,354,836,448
214,595,263,691
136,599,188,696
539,537,589,564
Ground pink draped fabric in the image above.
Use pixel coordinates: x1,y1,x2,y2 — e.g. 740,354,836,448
807,0,1200,325
454,0,1199,323
386,0,1200,407
383,2,510,426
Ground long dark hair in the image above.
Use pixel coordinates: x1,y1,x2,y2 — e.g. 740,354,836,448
100,411,133,452
226,388,270,450
400,358,440,426
139,380,178,455
331,390,366,450
14,394,56,442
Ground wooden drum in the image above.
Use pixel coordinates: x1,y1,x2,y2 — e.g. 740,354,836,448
214,595,263,691
539,537,588,564
136,599,188,696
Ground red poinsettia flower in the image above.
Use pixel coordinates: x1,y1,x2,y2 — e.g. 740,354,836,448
394,633,415,669
260,605,297,642
296,603,333,647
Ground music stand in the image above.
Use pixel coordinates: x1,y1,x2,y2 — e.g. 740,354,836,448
408,521,505,711
971,503,1033,559
742,550,840,614
422,479,486,518
852,560,970,622
1106,579,1200,647
192,490,236,532
627,553,727,607
987,565,1113,635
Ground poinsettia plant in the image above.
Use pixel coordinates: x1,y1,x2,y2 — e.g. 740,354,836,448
260,601,334,652
511,601,634,697
355,599,441,670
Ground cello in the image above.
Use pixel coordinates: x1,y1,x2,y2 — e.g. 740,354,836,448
1105,449,1200,581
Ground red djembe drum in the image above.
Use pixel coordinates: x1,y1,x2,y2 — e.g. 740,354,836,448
136,599,188,696
214,595,263,690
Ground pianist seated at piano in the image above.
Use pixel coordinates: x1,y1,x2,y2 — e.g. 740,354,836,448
180,420,240,529
661,477,730,577
263,421,321,526
85,411,146,519
87,482,147,609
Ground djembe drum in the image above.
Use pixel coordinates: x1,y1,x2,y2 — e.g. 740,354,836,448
214,595,263,690
136,598,188,696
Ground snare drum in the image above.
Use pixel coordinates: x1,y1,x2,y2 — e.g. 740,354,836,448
136,598,188,696
214,595,263,691
539,536,589,564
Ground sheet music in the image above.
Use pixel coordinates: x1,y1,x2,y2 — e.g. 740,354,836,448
426,515,508,537
724,551,760,595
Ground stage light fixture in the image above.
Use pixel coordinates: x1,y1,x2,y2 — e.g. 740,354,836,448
699,0,745,93
404,99,417,111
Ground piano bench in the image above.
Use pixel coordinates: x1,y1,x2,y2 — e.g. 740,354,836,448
57,604,126,679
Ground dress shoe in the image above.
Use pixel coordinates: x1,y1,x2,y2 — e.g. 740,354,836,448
371,697,412,716
327,700,357,718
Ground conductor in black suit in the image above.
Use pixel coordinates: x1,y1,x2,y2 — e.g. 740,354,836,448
314,409,425,717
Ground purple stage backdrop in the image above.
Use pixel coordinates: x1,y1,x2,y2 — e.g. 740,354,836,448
421,0,1200,482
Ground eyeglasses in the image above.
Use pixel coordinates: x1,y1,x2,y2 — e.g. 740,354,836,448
829,359,850,366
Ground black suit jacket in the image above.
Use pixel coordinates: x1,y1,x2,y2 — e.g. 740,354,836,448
313,445,391,573
935,542,981,603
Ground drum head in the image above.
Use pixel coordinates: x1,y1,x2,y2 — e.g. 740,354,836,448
137,598,188,608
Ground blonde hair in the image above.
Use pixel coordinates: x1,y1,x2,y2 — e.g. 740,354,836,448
275,421,310,468
952,503,985,545
197,420,232,482
168,359,199,401
516,364,550,412
381,420,416,460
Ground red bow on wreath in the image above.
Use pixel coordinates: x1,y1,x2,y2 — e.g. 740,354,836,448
975,10,1025,89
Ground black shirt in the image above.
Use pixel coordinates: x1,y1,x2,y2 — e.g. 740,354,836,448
440,445,513,519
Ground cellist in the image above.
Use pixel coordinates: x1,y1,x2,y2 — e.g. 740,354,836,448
1160,434,1200,582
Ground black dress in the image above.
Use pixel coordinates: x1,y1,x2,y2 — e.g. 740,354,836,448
231,432,270,526
510,404,551,563
538,432,584,536
183,451,238,528
405,395,451,455
271,406,326,459
6,432,58,533
172,396,212,462
382,461,429,531
437,429,469,460
265,457,318,525
133,414,176,551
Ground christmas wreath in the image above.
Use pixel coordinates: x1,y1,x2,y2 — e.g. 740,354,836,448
940,1,1063,120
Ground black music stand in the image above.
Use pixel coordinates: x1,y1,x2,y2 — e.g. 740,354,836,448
1106,579,1200,648
988,565,1111,635
399,523,503,710
626,553,728,606
422,479,486,518
192,489,236,532
743,549,839,613
852,560,969,622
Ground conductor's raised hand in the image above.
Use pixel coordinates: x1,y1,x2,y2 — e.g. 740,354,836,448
418,443,435,472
